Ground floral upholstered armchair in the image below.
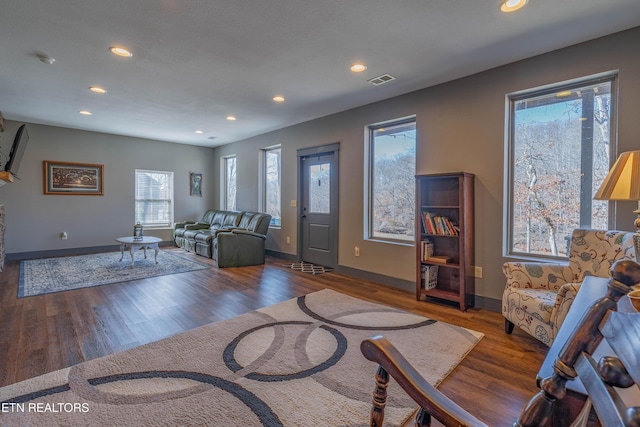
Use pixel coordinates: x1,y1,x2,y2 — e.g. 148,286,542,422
502,228,636,346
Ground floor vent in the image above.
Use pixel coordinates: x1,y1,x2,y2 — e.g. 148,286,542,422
368,74,396,86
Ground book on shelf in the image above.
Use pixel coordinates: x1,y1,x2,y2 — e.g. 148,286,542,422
421,211,458,236
421,239,434,262
421,212,433,234
425,255,452,264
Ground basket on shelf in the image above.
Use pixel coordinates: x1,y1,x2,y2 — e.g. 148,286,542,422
421,264,439,290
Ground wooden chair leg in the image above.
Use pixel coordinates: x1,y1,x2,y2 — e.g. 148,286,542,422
370,365,389,427
505,318,515,334
415,408,432,426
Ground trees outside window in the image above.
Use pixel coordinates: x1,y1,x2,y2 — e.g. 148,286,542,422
367,119,416,243
223,156,236,211
506,75,616,258
134,169,174,228
263,147,281,226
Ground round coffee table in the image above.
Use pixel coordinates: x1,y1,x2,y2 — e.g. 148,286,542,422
116,236,162,266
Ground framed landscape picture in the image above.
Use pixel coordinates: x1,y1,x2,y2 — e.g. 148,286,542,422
190,172,202,196
43,161,104,195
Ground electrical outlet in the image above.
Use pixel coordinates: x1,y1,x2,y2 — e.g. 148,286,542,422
286,236,291,244
290,200,297,207
354,246,360,257
473,266,483,278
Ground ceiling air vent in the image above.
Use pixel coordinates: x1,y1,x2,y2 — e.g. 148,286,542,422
368,74,396,86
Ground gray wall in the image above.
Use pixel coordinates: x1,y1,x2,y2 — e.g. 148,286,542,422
0,123,216,255
212,27,640,303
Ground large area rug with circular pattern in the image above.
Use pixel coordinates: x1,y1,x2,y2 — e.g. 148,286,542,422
0,289,483,426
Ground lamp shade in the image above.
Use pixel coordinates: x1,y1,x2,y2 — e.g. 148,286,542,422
594,151,640,201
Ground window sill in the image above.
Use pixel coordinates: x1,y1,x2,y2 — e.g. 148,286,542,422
503,253,569,263
366,238,414,247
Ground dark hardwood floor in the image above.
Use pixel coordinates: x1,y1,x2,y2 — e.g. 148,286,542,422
0,249,549,426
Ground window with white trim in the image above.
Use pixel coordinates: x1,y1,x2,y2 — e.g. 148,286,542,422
505,74,616,258
134,169,174,228
222,155,237,210
366,118,416,243
261,146,281,227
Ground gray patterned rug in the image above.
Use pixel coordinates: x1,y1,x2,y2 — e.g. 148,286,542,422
18,251,210,297
0,289,483,426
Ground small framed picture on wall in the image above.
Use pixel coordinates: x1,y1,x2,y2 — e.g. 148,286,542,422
190,172,202,196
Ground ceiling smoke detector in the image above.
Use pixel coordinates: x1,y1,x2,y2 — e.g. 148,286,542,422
368,74,396,86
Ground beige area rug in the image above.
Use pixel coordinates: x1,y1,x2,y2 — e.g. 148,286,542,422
0,289,483,426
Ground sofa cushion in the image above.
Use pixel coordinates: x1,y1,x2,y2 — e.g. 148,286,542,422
238,211,271,234
210,211,242,229
183,229,203,239
200,210,217,224
503,288,557,324
194,230,214,244
568,229,636,279
174,228,187,238
237,212,259,229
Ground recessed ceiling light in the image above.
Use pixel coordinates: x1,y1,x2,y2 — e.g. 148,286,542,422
79,110,92,116
350,64,367,72
556,90,572,97
226,116,237,121
89,86,107,94
109,46,133,57
273,96,285,103
195,130,204,134
500,0,528,12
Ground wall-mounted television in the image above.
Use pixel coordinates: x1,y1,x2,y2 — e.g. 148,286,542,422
4,124,28,178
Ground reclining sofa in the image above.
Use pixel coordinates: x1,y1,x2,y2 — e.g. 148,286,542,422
173,209,272,267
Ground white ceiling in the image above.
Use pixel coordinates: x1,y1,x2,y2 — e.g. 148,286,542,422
1,0,639,147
